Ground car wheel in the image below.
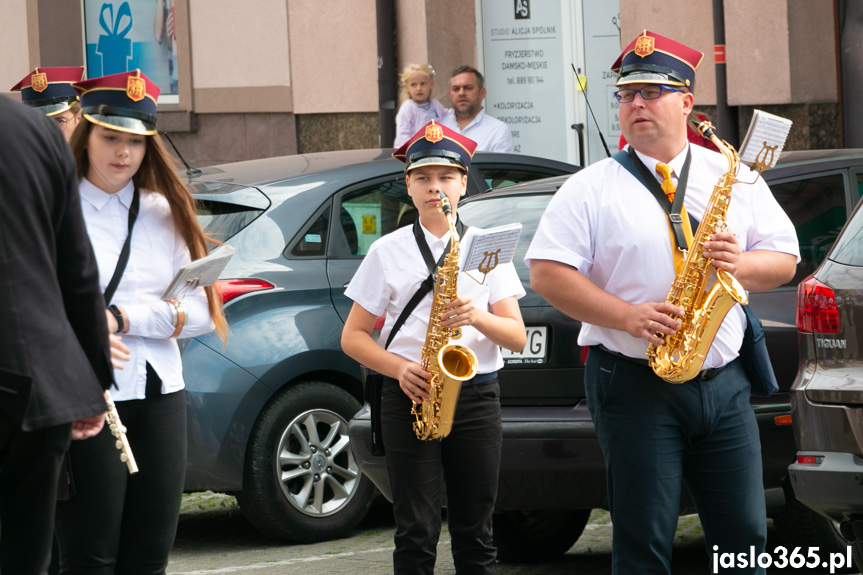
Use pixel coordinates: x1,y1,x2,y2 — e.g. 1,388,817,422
773,483,856,574
236,381,376,542
493,510,590,563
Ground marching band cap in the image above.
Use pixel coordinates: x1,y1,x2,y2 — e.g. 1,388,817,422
73,69,160,136
10,66,85,116
393,120,478,173
611,30,704,91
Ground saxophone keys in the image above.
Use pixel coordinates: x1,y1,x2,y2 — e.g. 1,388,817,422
116,440,124,450
120,453,128,462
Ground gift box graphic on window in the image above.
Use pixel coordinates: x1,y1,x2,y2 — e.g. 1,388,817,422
97,2,133,75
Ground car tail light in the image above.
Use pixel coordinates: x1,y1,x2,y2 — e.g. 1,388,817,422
374,313,386,331
796,455,823,465
216,279,275,304
796,275,840,333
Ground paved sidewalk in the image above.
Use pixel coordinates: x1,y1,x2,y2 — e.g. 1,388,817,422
170,492,862,574
168,492,712,574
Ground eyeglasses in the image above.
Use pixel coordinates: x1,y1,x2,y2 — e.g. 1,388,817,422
53,117,71,131
614,85,683,103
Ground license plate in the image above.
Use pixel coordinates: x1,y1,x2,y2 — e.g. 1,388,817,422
502,326,547,365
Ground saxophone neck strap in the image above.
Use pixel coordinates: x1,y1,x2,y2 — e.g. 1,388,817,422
412,216,467,276
383,216,467,350
615,147,693,251
103,186,140,306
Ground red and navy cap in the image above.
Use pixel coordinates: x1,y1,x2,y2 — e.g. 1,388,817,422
393,120,478,173
10,66,84,116
73,70,160,136
611,30,704,91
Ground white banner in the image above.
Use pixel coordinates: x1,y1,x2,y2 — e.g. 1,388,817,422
480,0,567,160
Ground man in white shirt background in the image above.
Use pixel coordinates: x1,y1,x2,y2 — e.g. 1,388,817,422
442,65,514,153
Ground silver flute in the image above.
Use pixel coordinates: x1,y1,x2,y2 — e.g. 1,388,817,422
104,390,138,474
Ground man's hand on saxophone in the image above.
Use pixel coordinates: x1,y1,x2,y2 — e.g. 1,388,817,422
703,231,741,274
621,301,684,345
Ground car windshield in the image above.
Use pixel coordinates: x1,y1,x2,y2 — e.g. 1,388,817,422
831,204,863,266
458,193,553,290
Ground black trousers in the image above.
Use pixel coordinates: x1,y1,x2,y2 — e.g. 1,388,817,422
585,348,766,575
380,376,502,575
0,411,71,575
55,390,187,575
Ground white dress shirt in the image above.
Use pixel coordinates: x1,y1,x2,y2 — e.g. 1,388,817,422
525,143,800,369
79,178,215,401
345,222,525,374
441,109,514,153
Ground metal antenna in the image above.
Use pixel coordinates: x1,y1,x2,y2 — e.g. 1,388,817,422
571,64,612,158
162,132,202,177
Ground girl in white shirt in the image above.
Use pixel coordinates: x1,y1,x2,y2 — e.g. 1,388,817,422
54,70,226,575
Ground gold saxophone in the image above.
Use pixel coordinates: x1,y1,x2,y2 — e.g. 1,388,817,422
647,120,749,383
104,390,139,474
412,191,479,440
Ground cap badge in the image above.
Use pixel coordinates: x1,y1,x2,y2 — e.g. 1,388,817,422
634,33,655,58
424,122,444,143
126,75,146,102
31,72,48,93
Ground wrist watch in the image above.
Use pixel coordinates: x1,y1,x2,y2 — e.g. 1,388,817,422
108,304,124,333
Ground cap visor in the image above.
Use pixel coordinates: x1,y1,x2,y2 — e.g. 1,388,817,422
84,113,157,136
405,156,467,172
616,72,685,87
34,102,74,116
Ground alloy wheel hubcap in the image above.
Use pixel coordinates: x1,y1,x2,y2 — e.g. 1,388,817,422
275,408,360,517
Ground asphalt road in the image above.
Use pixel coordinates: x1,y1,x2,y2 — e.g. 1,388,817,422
167,492,861,575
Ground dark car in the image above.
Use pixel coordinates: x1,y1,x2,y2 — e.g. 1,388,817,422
348,149,863,562
787,185,863,569
179,149,577,542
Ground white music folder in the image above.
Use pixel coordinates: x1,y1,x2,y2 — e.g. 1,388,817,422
160,244,236,300
461,222,522,274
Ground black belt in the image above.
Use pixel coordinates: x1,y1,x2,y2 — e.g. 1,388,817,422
698,365,729,381
463,371,498,387
594,345,729,381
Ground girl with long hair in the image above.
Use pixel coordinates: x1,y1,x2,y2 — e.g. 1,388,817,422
55,70,226,575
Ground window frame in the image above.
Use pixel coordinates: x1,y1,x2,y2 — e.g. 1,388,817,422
766,168,853,289
328,173,412,259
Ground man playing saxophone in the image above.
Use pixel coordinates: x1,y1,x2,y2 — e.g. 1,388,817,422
527,31,799,575
341,121,525,574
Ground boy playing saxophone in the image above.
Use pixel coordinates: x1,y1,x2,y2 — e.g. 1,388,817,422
341,121,525,574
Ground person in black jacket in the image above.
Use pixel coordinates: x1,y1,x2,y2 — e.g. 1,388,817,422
0,94,114,575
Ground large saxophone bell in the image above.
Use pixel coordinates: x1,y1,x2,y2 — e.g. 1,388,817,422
413,343,479,441
439,343,478,382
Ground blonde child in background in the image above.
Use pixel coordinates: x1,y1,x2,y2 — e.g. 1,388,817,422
393,63,450,148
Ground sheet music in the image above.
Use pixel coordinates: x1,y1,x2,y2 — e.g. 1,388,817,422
160,244,236,300
738,110,793,170
462,222,522,273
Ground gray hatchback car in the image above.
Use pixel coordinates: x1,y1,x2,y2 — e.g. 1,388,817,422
788,192,863,569
179,148,577,543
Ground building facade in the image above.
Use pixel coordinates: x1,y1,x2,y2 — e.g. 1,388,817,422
1,0,845,166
